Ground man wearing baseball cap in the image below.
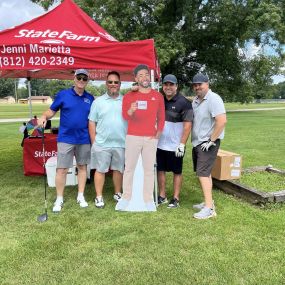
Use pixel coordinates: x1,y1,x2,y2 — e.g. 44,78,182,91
38,69,94,213
157,74,193,208
191,73,227,219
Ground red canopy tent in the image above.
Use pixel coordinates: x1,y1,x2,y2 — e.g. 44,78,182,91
0,0,160,81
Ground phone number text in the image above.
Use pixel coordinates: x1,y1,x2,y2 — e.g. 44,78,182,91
0,56,75,68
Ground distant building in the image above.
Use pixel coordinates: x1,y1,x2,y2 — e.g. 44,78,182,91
0,96,16,104
18,96,53,104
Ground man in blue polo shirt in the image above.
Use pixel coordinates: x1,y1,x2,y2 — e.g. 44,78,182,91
191,73,227,219
38,69,94,213
88,71,127,208
157,74,193,208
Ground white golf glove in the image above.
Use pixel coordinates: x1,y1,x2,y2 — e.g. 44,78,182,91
175,143,185,157
201,139,216,151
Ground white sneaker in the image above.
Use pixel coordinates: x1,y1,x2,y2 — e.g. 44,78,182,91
113,192,122,202
95,197,105,208
77,197,88,208
193,207,217,219
193,201,215,211
53,200,63,213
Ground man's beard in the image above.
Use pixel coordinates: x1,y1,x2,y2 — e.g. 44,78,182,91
196,90,207,98
140,81,151,88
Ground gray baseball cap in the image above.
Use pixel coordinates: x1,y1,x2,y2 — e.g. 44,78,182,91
163,74,177,84
192,73,209,84
74,69,89,77
133,64,150,76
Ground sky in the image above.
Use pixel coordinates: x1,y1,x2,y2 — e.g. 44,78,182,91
0,0,284,84
0,0,51,31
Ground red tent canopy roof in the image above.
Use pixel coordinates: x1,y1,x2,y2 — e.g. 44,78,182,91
0,0,117,45
0,0,160,81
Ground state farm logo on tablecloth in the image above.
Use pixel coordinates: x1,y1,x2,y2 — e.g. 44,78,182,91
34,150,57,158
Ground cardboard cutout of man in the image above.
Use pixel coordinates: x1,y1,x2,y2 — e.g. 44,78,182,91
116,64,165,211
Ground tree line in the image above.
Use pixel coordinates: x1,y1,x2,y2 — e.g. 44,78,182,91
1,77,285,102
30,0,285,103
0,78,131,100
2,0,284,103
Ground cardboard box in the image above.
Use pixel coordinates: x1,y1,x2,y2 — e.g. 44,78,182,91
211,149,242,180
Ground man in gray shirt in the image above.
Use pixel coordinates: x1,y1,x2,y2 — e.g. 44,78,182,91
191,73,227,219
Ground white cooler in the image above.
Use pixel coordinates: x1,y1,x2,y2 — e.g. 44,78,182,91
45,156,78,187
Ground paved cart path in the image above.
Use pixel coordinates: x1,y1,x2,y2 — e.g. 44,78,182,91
227,107,285,112
1,107,285,123
0,117,59,123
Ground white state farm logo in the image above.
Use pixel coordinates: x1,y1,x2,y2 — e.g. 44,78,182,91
14,29,117,43
34,150,57,158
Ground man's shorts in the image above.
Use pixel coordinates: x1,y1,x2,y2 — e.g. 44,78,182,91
57,143,91,168
192,140,220,177
156,148,183,175
90,144,125,173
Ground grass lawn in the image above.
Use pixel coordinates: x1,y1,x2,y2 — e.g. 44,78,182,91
0,110,285,285
1,102,285,119
0,104,50,119
224,102,285,111
239,172,285,192
0,104,60,120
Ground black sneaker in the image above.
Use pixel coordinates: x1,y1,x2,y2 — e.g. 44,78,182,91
158,195,168,205
167,198,180,208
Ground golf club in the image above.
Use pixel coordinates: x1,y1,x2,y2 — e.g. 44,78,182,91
37,127,48,222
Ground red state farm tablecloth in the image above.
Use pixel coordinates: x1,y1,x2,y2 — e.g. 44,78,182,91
23,134,57,176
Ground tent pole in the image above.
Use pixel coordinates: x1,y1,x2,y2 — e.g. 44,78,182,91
14,79,18,103
151,69,155,89
27,78,33,119
151,69,160,91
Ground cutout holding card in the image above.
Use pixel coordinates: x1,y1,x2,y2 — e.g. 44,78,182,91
137,100,147,110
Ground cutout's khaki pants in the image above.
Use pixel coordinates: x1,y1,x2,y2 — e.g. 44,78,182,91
122,135,158,202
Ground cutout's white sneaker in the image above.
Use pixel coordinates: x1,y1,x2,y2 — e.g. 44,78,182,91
115,198,129,211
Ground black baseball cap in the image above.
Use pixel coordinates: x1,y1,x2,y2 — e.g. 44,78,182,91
163,74,177,84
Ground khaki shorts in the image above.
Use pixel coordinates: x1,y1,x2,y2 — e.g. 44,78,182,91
57,143,91,168
90,144,125,173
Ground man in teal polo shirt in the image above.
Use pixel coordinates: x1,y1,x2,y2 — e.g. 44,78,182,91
88,71,127,208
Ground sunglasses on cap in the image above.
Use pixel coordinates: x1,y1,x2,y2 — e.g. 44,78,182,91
76,75,88,81
107,80,120,85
